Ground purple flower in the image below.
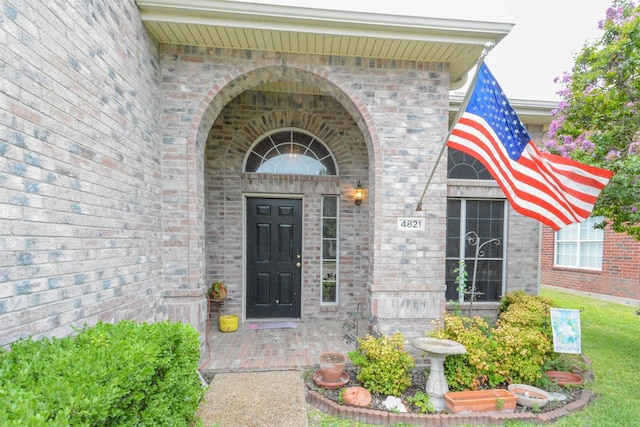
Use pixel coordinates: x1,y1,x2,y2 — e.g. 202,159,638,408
547,117,565,138
581,139,595,152
605,150,621,161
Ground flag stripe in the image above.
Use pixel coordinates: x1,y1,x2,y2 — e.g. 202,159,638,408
449,119,573,228
449,114,611,229
538,151,611,194
519,147,593,218
451,116,595,225
446,63,613,230
520,147,599,212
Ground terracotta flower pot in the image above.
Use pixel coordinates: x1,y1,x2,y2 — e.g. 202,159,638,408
318,352,346,383
444,389,517,414
342,387,372,407
208,282,227,300
312,370,349,389
546,371,584,387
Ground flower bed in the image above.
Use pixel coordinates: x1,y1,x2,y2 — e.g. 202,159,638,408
305,367,585,415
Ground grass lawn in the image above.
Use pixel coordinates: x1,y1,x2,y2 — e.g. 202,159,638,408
514,287,640,427
308,287,640,427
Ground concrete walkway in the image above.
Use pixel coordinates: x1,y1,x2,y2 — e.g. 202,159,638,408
196,371,309,427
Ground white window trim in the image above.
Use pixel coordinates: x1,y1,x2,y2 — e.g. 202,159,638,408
554,217,604,270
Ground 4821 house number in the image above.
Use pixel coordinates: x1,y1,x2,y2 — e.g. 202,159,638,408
397,218,425,231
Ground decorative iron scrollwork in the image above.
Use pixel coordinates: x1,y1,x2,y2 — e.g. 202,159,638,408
342,303,380,345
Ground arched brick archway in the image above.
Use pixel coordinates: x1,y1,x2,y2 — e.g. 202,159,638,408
164,61,380,341
191,64,378,159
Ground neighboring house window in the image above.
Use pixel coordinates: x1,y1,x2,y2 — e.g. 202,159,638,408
445,199,506,301
321,196,338,304
245,128,337,175
554,217,604,269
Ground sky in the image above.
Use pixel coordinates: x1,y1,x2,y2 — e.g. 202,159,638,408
249,0,613,101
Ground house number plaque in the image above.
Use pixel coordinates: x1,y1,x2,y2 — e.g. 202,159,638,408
397,218,424,231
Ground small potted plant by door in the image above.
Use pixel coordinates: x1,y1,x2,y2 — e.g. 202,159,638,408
207,281,237,332
208,281,227,300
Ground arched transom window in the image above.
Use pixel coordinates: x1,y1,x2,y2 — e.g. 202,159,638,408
244,128,337,175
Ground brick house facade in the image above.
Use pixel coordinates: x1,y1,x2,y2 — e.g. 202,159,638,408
1,0,552,349
541,227,640,302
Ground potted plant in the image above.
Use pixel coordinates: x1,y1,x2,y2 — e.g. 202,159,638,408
318,351,346,383
208,281,227,300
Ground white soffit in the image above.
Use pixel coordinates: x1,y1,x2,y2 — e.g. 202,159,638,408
136,0,513,87
449,94,556,126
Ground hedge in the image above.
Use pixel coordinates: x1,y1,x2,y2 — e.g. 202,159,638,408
0,320,205,426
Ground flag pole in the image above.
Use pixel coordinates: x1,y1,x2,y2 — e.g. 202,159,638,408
415,42,494,211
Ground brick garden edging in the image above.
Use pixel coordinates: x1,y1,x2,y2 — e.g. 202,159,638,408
306,388,593,426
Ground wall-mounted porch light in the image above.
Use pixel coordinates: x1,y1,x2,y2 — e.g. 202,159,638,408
354,181,364,206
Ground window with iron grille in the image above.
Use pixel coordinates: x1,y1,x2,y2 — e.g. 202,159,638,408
445,199,506,302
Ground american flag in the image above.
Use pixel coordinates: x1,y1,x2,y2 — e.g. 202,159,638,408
447,63,613,230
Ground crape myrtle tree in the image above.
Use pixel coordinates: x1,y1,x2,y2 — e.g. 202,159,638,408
543,0,640,239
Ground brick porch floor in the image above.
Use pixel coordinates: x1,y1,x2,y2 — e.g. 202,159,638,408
199,318,355,373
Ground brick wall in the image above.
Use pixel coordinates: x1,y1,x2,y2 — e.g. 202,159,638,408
541,227,640,301
0,0,163,346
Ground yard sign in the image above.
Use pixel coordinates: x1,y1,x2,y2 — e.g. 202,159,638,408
550,308,582,354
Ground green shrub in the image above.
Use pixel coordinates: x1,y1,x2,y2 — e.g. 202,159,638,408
348,332,414,396
429,315,492,390
498,291,554,336
0,320,205,426
430,291,556,390
489,323,553,385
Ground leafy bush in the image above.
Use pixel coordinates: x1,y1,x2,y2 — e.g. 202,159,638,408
429,315,492,390
492,291,555,385
430,291,555,390
498,291,555,334
348,332,415,396
0,320,205,426
490,323,553,385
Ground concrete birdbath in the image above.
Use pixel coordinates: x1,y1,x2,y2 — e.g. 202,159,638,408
411,337,466,412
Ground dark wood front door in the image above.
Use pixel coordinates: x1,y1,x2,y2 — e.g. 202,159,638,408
246,198,302,319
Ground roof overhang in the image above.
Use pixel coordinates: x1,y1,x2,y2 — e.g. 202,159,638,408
136,0,513,88
449,94,556,126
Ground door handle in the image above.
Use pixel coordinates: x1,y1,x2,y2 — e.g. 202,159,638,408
296,262,301,268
